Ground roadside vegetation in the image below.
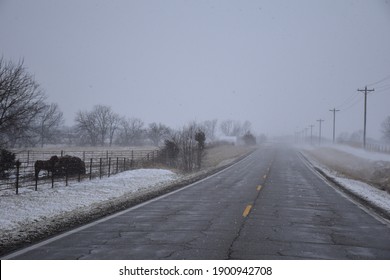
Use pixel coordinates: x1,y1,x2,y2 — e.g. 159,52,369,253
303,147,390,194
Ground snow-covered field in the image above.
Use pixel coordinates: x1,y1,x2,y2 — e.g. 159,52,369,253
0,169,179,253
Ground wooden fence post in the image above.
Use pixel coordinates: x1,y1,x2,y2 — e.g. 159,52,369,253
35,169,38,191
108,157,111,177
15,160,20,195
89,158,93,180
99,158,103,179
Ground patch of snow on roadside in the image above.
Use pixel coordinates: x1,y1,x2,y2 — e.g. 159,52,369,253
333,177,390,214
0,169,178,232
303,153,390,215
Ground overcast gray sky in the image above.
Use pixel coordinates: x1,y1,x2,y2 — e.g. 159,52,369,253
1,0,389,140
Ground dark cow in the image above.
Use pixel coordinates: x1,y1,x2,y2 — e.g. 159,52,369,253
34,156,59,178
53,155,86,176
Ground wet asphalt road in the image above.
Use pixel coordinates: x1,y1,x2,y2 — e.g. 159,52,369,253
5,144,390,259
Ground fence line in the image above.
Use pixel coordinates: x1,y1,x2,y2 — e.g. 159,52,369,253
1,149,162,194
11,148,157,166
365,143,390,154
342,141,390,154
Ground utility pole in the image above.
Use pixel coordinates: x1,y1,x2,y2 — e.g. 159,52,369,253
357,86,375,149
329,108,340,144
309,124,314,145
317,119,324,145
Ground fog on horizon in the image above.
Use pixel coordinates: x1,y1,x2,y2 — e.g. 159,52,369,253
0,0,389,142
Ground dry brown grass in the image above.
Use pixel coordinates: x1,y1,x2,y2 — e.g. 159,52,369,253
202,144,256,169
304,147,390,193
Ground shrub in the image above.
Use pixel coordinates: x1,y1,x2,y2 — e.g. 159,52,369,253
158,139,180,167
242,132,257,146
0,149,16,178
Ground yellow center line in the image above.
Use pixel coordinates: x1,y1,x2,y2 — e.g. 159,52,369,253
257,185,262,191
242,204,252,217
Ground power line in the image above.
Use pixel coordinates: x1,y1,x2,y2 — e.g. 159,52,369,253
375,83,390,90
342,96,362,111
366,74,390,87
336,91,360,109
374,84,390,94
334,77,389,110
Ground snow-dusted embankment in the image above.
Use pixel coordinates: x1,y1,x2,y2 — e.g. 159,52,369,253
301,146,390,219
0,169,178,251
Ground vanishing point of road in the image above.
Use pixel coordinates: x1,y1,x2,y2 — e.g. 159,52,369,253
4,144,390,259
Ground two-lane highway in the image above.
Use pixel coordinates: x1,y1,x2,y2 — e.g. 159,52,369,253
4,144,390,259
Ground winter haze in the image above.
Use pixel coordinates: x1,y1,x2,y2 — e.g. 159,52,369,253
0,0,389,140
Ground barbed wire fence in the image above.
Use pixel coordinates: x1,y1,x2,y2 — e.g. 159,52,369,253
1,148,162,195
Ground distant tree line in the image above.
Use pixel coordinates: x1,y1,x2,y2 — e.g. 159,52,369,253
0,57,266,174
73,104,173,147
0,56,260,152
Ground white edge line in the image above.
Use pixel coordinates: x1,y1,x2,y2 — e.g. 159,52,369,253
2,151,256,259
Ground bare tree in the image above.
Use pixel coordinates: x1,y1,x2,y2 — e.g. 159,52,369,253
381,116,390,143
220,120,235,136
36,103,64,147
175,122,206,171
107,111,121,146
60,125,78,146
201,119,218,142
231,121,243,137
241,120,252,135
147,122,171,146
117,117,145,146
220,119,251,137
350,130,363,143
0,57,46,147
75,110,99,146
75,105,119,146
178,123,197,172
93,105,111,146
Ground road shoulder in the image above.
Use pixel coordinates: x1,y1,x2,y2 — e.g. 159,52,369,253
299,150,390,222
